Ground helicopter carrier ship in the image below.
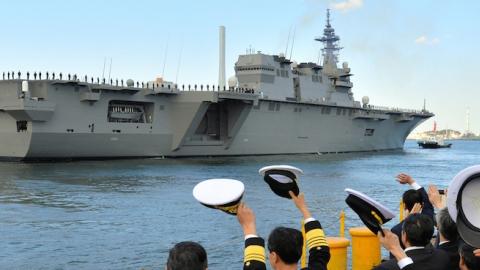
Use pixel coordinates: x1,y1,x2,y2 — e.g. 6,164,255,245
0,11,433,160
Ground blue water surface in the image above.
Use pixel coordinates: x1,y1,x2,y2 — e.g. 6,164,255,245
0,140,479,269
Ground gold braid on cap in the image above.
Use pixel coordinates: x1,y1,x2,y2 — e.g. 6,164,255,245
371,211,384,225
215,204,240,214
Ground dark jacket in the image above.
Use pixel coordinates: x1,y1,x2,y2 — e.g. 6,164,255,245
438,240,460,270
374,246,449,270
243,219,330,270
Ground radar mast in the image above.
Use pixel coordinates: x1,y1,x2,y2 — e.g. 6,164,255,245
315,9,342,72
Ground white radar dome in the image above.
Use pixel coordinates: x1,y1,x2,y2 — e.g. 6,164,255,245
126,79,134,87
228,76,238,88
362,96,370,105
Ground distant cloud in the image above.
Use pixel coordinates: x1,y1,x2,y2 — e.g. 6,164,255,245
330,0,363,12
415,35,440,45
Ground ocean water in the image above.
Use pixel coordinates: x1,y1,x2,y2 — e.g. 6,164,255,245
0,140,479,270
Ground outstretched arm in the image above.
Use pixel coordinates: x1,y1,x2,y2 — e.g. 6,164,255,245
396,173,434,219
289,191,330,270
237,203,266,270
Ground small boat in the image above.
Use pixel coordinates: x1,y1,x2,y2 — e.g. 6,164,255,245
417,137,452,149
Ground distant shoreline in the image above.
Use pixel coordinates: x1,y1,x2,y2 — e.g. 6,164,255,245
407,138,480,141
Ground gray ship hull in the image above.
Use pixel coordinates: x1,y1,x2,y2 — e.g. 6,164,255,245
0,80,431,160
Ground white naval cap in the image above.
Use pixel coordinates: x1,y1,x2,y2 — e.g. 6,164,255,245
447,165,480,247
345,188,396,235
192,179,245,215
259,165,303,199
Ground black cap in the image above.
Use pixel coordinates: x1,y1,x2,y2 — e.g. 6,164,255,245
259,165,303,199
345,188,396,234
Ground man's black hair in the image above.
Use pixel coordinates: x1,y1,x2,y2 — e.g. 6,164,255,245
402,213,434,247
437,207,459,242
459,241,480,270
267,227,303,265
402,189,423,212
166,241,207,270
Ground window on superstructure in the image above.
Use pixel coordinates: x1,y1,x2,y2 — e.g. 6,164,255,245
276,69,280,76
268,102,275,111
16,121,27,132
364,129,375,136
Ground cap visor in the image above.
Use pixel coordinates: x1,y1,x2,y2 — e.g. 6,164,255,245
457,217,480,248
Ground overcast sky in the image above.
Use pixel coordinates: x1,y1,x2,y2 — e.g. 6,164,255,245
1,0,478,133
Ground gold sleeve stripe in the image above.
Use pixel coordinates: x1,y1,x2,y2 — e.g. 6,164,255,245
306,228,325,240
307,238,328,245
306,229,328,249
244,245,265,263
307,239,328,248
245,255,266,263
307,237,326,243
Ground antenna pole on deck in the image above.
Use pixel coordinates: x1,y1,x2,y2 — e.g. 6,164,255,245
102,57,106,81
289,27,296,59
108,58,112,82
162,39,169,79
284,26,292,57
175,42,183,85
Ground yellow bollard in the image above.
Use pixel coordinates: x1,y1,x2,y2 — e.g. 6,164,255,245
349,227,381,270
326,237,350,270
339,210,345,238
399,200,404,222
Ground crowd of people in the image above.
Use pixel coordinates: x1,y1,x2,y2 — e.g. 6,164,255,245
165,173,480,270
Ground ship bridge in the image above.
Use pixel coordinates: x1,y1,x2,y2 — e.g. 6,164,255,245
234,10,355,107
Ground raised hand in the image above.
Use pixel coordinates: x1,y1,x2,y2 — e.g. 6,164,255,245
475,249,480,257
427,185,445,209
396,173,415,185
237,202,257,236
289,191,312,219
378,229,401,251
378,229,407,261
409,202,423,215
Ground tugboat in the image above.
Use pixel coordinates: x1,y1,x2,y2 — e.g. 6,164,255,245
418,121,452,149
417,137,452,149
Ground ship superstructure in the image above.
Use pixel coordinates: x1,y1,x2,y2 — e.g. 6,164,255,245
0,11,432,160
